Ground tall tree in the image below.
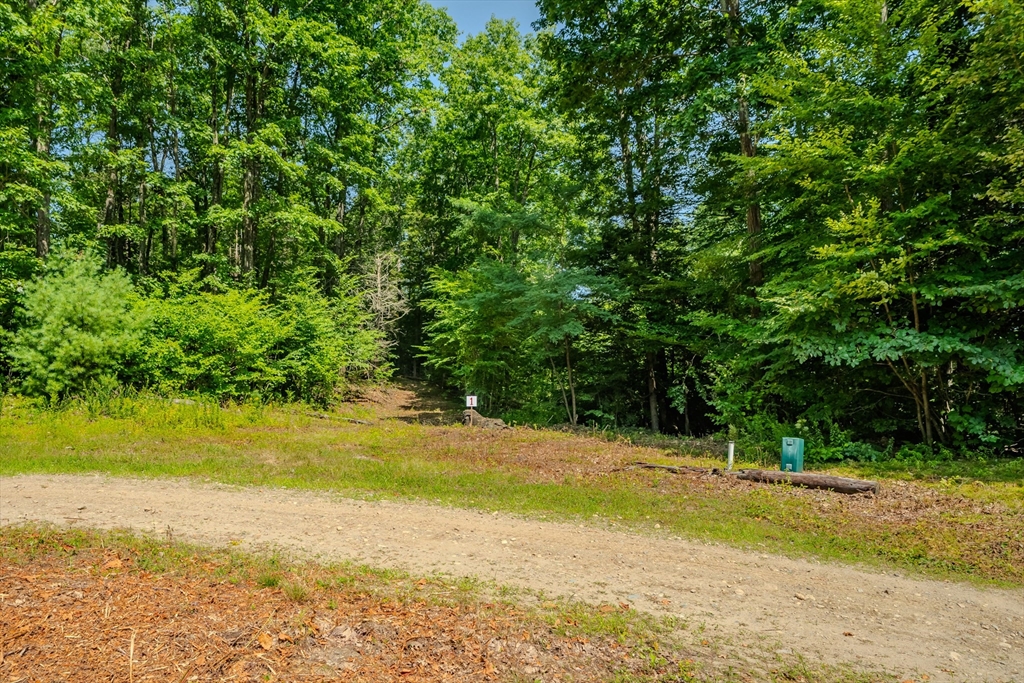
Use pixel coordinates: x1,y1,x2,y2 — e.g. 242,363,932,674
537,0,701,431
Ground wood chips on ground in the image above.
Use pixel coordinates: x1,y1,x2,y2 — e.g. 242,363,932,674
0,542,676,682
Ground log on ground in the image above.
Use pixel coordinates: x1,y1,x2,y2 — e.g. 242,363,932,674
735,469,879,495
628,462,711,475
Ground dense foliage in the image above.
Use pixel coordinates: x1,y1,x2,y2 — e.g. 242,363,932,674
1,0,1020,453
8,252,143,397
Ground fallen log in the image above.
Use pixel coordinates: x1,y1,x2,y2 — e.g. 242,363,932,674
628,462,712,475
734,469,879,495
626,462,879,495
306,413,372,424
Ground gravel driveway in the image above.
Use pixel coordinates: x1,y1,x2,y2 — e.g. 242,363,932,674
2,474,1021,682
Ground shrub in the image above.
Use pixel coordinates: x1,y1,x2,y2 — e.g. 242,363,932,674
6,251,143,399
4,257,385,405
274,277,384,404
139,288,287,402
139,275,384,404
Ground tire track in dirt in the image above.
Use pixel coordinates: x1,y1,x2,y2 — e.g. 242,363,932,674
2,474,1021,682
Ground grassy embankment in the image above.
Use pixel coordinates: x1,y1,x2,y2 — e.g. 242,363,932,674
1,393,1021,585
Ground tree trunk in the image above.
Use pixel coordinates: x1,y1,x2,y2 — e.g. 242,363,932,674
490,121,499,192
99,93,123,266
35,126,50,259
722,0,763,288
647,352,660,432
204,59,229,275
565,337,578,426
738,97,762,287
240,23,258,274
30,5,60,260
921,371,935,446
885,358,930,444
140,180,151,273
327,193,346,294
168,69,180,271
656,349,670,432
551,356,572,425
241,157,257,273
735,470,880,495
259,226,275,288
36,196,51,259
614,94,641,241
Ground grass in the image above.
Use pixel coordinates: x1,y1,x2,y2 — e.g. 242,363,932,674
0,524,895,683
1,393,1021,586
839,455,1024,487
578,421,1024,487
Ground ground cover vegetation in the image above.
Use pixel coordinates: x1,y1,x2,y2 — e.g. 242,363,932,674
2,392,1021,585
1,0,1022,456
0,524,901,682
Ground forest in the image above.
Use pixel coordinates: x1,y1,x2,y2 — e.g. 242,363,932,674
0,0,1021,458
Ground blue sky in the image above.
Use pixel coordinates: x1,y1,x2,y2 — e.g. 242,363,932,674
426,0,542,39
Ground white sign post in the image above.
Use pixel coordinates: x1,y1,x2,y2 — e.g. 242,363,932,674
466,395,477,426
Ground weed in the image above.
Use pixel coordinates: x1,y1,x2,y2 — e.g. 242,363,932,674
281,580,310,602
257,573,281,588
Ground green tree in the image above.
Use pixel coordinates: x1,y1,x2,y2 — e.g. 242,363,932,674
684,0,1023,447
421,260,531,412
537,0,709,432
398,19,579,375
420,258,615,424
509,266,616,424
750,0,1020,446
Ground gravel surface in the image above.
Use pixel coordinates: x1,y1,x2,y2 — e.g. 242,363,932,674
2,473,1022,681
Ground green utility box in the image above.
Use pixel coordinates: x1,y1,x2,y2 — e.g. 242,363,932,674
781,437,805,473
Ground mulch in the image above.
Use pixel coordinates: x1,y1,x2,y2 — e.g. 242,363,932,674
0,543,663,682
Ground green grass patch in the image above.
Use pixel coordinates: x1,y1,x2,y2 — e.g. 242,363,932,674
2,395,1021,586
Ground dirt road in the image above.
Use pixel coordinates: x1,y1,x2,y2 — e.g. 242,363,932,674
2,474,1021,681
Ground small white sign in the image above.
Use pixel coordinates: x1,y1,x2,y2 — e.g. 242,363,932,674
466,395,477,408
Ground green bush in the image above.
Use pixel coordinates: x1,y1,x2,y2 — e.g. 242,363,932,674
273,278,384,404
733,413,891,464
4,256,384,405
6,251,143,399
140,288,287,402
139,275,383,404
0,244,39,333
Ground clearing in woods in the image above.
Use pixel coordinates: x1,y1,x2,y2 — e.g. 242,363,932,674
1,385,1022,681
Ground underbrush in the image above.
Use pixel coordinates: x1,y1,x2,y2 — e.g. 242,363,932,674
2,252,385,407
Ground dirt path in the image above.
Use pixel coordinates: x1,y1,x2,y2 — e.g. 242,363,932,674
2,474,1021,682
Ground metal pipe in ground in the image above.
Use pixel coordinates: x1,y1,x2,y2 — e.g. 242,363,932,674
727,442,735,471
